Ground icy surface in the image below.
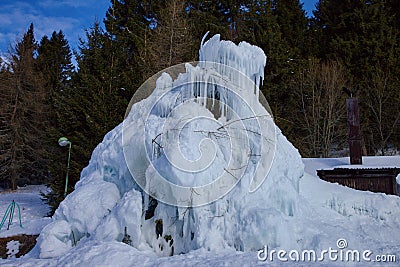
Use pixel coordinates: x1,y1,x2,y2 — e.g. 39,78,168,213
3,34,397,265
33,33,306,257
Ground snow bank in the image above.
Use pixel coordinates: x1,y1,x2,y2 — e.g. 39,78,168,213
38,220,72,258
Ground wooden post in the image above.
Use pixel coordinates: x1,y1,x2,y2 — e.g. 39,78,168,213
346,98,362,164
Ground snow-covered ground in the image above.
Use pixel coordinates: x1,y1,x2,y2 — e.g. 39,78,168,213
0,185,51,238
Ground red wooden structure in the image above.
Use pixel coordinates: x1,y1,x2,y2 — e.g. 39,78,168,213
317,168,400,195
346,98,362,164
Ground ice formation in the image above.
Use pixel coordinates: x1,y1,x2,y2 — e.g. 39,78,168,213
35,34,400,261
36,33,302,257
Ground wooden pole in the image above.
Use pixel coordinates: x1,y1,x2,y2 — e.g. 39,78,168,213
346,98,362,164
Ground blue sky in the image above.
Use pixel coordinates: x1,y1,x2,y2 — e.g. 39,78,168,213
0,0,317,57
301,0,318,17
0,0,109,56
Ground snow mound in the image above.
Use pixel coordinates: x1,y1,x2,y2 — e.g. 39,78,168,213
35,34,400,262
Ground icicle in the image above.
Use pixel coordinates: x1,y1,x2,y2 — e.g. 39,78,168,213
197,33,267,119
211,76,216,109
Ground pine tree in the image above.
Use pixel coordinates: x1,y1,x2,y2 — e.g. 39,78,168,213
273,0,309,55
37,30,75,212
236,0,304,137
0,23,47,189
386,0,400,29
186,0,234,42
38,31,74,97
313,0,364,63
74,21,127,148
104,0,156,90
269,0,310,136
0,59,13,188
